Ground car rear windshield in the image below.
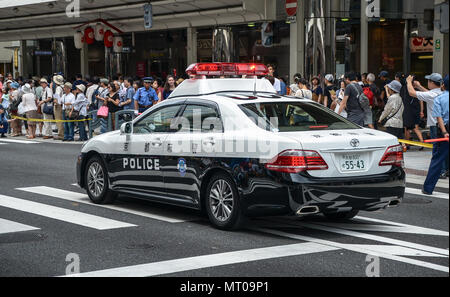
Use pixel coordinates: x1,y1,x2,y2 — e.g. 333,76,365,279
239,101,361,132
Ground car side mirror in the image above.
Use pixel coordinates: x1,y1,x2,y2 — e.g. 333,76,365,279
120,122,133,135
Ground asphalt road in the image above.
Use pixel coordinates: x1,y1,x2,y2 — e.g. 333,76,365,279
0,138,448,277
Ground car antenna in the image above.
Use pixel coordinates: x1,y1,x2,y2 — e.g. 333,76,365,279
253,75,257,97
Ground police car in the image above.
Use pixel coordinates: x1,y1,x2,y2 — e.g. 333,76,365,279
77,63,406,230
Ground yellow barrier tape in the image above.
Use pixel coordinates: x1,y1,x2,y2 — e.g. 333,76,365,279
398,139,434,149
11,115,91,123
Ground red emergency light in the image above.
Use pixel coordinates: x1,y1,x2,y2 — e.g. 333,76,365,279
186,63,269,77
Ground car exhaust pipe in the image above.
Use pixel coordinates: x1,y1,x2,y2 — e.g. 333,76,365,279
388,199,401,208
296,206,320,216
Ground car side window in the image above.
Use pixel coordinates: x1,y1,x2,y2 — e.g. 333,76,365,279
180,105,223,133
133,105,181,134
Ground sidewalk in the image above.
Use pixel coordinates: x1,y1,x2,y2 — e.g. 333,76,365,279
404,148,433,176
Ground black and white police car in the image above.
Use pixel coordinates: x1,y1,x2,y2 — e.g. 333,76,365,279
77,63,406,230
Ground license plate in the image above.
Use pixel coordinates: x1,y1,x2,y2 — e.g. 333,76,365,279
340,153,367,172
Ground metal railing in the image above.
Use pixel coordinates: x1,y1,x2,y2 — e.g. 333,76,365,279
88,110,137,138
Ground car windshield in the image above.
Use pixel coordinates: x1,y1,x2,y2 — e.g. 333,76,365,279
239,101,361,132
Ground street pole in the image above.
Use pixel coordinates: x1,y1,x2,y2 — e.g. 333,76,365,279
360,0,369,74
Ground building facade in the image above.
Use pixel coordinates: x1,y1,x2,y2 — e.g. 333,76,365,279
0,0,448,82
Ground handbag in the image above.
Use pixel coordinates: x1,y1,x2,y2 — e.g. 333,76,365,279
350,83,370,111
43,103,54,115
97,105,109,118
69,108,80,120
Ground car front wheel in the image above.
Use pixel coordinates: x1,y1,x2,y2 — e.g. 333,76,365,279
205,173,244,230
85,156,117,205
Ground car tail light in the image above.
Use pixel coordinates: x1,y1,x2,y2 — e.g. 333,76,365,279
379,145,404,167
265,150,328,173
186,63,269,77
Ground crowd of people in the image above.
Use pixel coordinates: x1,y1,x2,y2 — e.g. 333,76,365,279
1,65,448,190
0,73,182,141
265,66,449,189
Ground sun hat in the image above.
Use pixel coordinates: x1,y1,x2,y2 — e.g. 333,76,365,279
53,75,64,86
40,78,48,84
22,83,32,94
325,74,334,83
10,82,20,89
76,84,86,93
386,80,402,93
64,82,73,89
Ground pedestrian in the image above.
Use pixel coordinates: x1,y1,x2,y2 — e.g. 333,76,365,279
119,77,135,110
423,75,449,194
0,104,8,138
400,75,424,147
311,76,323,103
21,83,38,139
0,74,3,90
338,72,366,126
406,73,443,142
52,75,65,140
103,82,121,129
366,73,383,129
33,77,44,137
267,64,281,94
323,74,337,109
72,84,89,141
152,78,164,103
379,71,391,104
332,80,347,118
162,75,177,101
86,77,100,110
378,80,404,139
73,74,87,88
289,73,302,95
294,78,313,100
62,82,75,142
9,82,22,137
134,77,159,113
279,77,287,96
37,78,54,139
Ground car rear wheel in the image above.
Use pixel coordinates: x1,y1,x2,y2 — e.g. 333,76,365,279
323,210,359,220
85,156,117,205
205,173,243,230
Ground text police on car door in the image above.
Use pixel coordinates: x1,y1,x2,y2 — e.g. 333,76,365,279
123,158,160,171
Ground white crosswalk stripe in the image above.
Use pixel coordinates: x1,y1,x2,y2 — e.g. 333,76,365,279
405,187,449,200
0,218,40,235
0,194,136,230
0,139,40,144
17,186,192,223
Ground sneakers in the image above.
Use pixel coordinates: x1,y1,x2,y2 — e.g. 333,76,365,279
0,133,6,138
440,171,449,179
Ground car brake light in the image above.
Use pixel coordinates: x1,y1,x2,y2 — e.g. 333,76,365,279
379,145,404,167
265,150,328,173
186,63,269,77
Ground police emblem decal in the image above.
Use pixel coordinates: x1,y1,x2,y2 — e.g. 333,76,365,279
177,158,187,177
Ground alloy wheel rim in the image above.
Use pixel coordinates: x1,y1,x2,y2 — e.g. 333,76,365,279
87,162,105,198
209,179,234,222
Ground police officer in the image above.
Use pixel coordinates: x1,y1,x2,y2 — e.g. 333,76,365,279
423,75,449,194
133,77,159,113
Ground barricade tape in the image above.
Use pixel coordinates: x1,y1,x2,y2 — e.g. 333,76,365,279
11,115,92,123
398,139,433,149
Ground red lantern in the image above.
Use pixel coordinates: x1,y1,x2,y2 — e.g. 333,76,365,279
104,30,114,48
84,26,95,45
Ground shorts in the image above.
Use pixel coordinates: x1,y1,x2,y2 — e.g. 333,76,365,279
386,127,404,139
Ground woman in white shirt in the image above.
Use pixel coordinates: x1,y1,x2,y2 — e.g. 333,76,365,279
294,78,313,100
21,84,38,139
72,84,89,141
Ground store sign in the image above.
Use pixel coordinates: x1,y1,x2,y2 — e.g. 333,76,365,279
410,37,434,53
286,0,297,16
144,4,153,29
435,39,441,51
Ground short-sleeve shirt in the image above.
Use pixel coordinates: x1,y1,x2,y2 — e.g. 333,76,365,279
61,93,75,111
416,88,443,127
324,85,337,108
344,83,364,114
121,87,136,110
432,91,449,125
133,87,159,107
312,86,323,96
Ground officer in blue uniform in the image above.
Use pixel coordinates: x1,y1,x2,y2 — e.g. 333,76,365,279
134,77,159,113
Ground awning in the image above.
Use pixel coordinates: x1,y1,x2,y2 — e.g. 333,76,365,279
0,0,276,41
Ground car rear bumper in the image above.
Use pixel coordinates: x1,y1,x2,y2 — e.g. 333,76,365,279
241,167,406,216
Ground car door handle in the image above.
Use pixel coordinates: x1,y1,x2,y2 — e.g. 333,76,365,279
151,138,163,147
202,138,216,146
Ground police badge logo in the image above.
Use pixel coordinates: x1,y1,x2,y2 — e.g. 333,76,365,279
177,158,187,177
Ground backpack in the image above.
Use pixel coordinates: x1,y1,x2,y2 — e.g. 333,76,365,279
363,87,374,106
350,83,370,111
90,86,101,111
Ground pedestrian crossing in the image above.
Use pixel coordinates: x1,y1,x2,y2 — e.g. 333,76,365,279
0,138,41,145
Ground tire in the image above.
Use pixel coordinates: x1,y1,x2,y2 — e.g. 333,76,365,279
323,210,359,221
205,173,244,230
84,155,117,205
